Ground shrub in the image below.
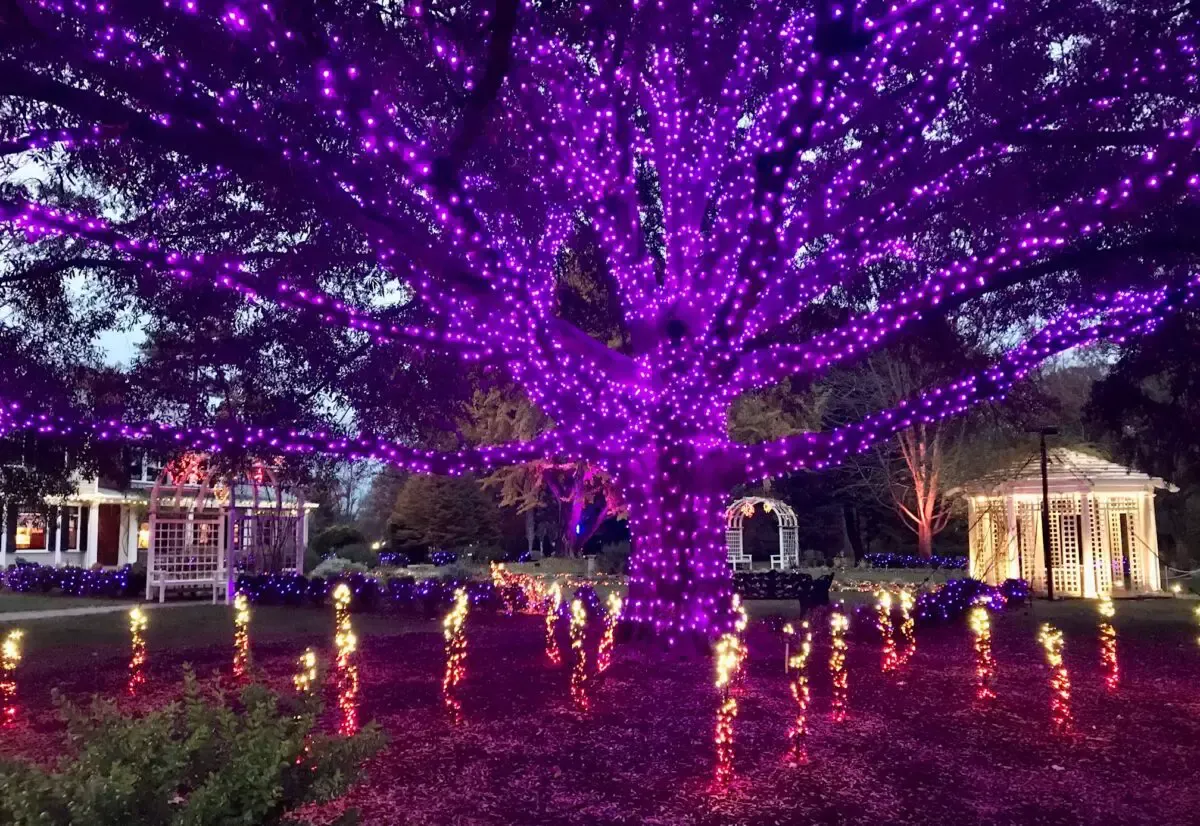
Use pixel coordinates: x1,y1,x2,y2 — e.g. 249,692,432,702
332,542,379,567
311,556,370,578
595,541,631,574
0,671,384,826
309,524,367,559
430,550,458,566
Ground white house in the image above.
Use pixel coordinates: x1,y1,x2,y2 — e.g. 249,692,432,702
960,448,1172,598
1,455,314,573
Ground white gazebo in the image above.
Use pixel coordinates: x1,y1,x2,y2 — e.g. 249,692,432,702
725,496,800,571
960,448,1172,598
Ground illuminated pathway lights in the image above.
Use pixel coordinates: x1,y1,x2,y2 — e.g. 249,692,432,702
333,583,360,736
1038,624,1072,734
1,630,23,725
569,599,589,712
897,590,917,666
128,607,149,696
786,621,813,766
1098,597,1119,692
712,631,747,788
294,648,318,695
233,592,251,679
545,582,563,667
877,591,898,674
443,588,469,723
597,593,622,675
829,609,850,723
968,603,996,704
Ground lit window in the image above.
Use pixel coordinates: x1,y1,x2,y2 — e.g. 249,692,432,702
137,522,150,550
66,508,80,550
15,512,47,550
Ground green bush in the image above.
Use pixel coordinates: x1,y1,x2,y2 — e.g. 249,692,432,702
334,543,379,567
310,525,367,559
0,671,385,826
596,541,631,574
311,556,371,578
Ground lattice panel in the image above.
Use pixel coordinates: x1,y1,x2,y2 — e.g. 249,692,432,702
779,527,799,566
1047,497,1081,597
970,508,994,581
1088,498,1111,595
1103,497,1141,591
989,506,1009,582
725,529,743,560
1017,503,1040,588
152,514,223,583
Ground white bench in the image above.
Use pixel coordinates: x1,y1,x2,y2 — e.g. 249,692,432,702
770,550,799,571
727,550,753,571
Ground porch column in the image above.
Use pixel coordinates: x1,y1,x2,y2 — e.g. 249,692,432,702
1079,491,1097,598
125,507,140,566
1005,494,1019,580
1142,490,1162,592
966,498,981,579
53,507,64,567
86,503,100,567
0,505,7,569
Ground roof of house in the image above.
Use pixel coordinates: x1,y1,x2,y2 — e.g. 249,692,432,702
958,447,1175,495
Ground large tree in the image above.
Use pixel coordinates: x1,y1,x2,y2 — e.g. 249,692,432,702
1,0,1197,637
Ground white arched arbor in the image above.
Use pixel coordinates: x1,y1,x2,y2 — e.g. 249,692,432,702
725,496,800,571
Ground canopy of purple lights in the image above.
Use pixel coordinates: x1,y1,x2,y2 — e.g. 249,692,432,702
0,0,1197,637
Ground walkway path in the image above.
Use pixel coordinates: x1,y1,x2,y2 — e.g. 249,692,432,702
0,601,211,621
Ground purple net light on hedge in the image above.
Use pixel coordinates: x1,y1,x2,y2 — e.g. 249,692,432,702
1,563,144,599
863,553,968,570
233,571,504,615
913,578,1029,625
430,552,458,567
0,0,1197,640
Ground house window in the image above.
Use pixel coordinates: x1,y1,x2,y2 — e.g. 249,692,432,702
15,511,47,550
65,508,80,550
138,522,150,550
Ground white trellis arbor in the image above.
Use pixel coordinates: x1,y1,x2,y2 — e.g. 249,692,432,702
147,455,308,602
960,448,1172,598
725,496,800,571
147,455,228,603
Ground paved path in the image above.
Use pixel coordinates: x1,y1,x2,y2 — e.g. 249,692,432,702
0,601,213,621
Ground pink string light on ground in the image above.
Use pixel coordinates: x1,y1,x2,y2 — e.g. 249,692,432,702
1098,597,1119,693
712,630,747,789
442,588,469,724
830,609,850,723
597,593,622,675
877,591,898,674
332,583,359,736
233,593,251,680
1039,624,1072,734
2,630,22,725
544,582,563,666
128,607,148,696
968,602,996,704
569,599,589,712
785,621,814,766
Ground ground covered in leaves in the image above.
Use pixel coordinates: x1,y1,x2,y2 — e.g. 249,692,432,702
3,600,1199,826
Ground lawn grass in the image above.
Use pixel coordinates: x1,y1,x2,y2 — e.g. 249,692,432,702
0,592,134,614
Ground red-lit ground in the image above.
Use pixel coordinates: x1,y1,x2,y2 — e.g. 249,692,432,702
2,601,1199,826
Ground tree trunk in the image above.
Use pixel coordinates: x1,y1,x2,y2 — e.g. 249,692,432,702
917,519,933,559
621,454,739,642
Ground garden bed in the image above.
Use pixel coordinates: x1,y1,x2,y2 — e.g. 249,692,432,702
1,600,1198,825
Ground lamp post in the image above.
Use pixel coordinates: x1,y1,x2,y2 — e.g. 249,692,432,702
1034,427,1059,601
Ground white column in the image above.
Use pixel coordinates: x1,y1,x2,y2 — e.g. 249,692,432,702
1142,490,1162,592
86,503,100,567
0,506,7,569
1005,495,1019,580
966,498,981,579
53,507,64,567
1079,491,1097,598
125,507,140,566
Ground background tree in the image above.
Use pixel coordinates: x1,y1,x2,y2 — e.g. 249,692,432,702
388,475,501,561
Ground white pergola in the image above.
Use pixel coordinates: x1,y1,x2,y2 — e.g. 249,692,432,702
960,448,1172,598
725,496,800,571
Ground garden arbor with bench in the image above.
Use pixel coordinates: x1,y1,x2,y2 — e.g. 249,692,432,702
146,456,309,602
725,496,801,571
